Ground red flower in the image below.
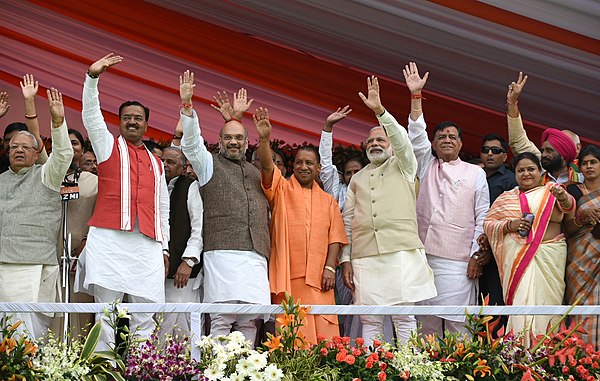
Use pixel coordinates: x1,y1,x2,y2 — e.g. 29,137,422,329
317,334,326,343
373,339,381,348
336,351,347,362
562,366,570,375
345,355,356,365
377,370,387,381
399,371,410,380
353,348,361,356
356,337,365,347
320,348,328,356
352,379,361,381
342,336,351,345
365,360,374,369
384,351,394,360
379,362,387,371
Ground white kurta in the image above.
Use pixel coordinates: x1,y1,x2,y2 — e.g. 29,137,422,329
180,110,270,307
352,249,437,305
77,75,170,303
203,250,270,305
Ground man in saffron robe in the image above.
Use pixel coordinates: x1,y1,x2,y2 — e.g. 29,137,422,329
254,107,348,343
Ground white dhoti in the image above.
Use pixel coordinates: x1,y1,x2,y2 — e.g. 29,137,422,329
352,249,437,346
0,264,59,339
417,255,477,336
75,226,165,351
203,250,270,345
158,271,203,338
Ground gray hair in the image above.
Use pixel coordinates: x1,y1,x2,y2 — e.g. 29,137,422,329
9,130,39,150
162,146,186,166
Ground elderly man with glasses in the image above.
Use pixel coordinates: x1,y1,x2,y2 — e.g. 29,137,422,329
0,88,73,338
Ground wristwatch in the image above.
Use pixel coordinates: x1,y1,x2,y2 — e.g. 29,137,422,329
184,258,195,267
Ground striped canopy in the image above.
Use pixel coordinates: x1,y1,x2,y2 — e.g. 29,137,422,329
1,0,598,154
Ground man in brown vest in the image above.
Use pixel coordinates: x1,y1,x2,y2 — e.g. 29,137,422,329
179,72,270,345
159,146,203,337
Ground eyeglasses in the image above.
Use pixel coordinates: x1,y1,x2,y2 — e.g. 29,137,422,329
9,144,35,152
481,146,505,155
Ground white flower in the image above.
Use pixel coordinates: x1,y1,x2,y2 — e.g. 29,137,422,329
249,369,264,381
229,373,244,381
204,365,224,381
263,364,284,381
247,352,267,370
236,358,254,375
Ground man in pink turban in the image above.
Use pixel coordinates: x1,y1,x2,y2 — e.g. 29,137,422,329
505,72,583,185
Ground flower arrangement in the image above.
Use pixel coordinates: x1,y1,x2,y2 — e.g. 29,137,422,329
1,297,599,380
196,331,283,381
124,331,200,381
0,316,39,381
33,331,90,381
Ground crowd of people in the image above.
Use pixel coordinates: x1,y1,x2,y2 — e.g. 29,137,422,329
0,55,597,351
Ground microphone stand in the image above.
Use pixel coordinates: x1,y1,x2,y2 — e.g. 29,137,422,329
60,166,81,344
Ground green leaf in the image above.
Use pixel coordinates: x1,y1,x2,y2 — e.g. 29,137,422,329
80,321,102,361
105,368,126,381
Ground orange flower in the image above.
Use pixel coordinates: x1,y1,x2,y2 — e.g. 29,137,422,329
298,306,311,321
8,320,22,331
473,358,492,377
276,313,293,327
23,340,37,356
5,338,17,355
0,340,6,353
294,330,309,349
454,342,467,358
264,334,283,352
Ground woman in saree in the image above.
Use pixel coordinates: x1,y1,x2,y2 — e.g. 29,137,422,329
484,152,575,341
565,145,600,349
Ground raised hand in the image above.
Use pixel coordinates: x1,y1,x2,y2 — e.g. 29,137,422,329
0,92,9,118
210,91,234,121
253,107,272,141
88,53,123,77
507,71,528,104
47,88,64,128
20,74,39,100
403,61,429,94
325,105,352,131
179,70,195,105
232,88,253,120
358,75,384,115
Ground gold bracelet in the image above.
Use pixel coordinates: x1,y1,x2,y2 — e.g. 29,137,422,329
572,217,583,227
324,265,336,274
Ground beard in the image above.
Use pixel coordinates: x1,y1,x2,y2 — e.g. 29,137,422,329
367,146,392,165
541,154,563,173
219,144,247,161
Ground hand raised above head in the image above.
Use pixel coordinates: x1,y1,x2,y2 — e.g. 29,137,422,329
0,91,9,118
210,91,234,121
232,88,253,120
507,71,528,104
358,75,384,115
325,105,352,130
47,88,64,127
253,107,272,141
20,74,39,100
403,61,429,94
88,53,123,77
179,70,195,104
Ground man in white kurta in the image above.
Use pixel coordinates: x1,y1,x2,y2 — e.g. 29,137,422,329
340,75,437,347
159,146,203,337
0,91,73,339
179,72,270,345
404,63,489,337
76,54,170,351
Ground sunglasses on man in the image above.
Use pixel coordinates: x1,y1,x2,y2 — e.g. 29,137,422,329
481,146,505,155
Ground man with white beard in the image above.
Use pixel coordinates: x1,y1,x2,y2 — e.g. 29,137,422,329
340,75,437,346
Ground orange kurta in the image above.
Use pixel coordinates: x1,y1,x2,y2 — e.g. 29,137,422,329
263,168,348,342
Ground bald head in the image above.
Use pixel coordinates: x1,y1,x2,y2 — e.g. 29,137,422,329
562,129,581,156
219,121,248,160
